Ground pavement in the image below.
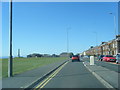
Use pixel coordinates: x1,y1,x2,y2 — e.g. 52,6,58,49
83,60,119,89
2,60,68,88
1,58,120,89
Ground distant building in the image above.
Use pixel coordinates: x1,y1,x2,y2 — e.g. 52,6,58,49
43,54,51,57
82,35,120,56
83,52,86,56
59,52,73,57
60,52,68,57
51,54,59,57
18,49,20,57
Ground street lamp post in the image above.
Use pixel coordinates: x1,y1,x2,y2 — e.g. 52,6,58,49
109,13,117,55
8,0,13,77
67,28,69,54
92,32,98,56
66,27,71,60
93,32,98,46
109,13,117,38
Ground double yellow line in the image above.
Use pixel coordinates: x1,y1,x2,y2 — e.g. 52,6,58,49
34,62,68,89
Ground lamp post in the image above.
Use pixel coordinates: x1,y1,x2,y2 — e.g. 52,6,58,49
109,13,117,38
8,0,13,77
66,28,69,59
93,31,98,46
109,13,117,55
92,31,98,56
66,27,71,60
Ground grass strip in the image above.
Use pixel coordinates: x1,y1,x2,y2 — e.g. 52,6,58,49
1,57,67,77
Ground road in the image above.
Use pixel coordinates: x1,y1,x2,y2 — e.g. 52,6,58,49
82,57,119,73
95,60,119,73
34,61,106,88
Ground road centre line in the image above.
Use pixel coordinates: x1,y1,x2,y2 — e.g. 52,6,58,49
35,62,68,89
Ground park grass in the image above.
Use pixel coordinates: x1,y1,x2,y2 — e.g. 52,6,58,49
1,57,67,78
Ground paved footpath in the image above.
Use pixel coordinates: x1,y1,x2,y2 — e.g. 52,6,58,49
83,61,119,89
2,60,67,88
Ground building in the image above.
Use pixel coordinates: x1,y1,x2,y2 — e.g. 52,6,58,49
82,35,120,56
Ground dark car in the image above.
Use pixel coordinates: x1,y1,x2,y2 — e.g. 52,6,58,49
98,55,104,61
71,55,80,62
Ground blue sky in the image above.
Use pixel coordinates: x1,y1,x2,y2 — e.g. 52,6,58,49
2,2,118,57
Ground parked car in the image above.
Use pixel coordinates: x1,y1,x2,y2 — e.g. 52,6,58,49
98,55,104,61
71,55,80,62
116,54,120,64
103,55,116,62
83,55,89,58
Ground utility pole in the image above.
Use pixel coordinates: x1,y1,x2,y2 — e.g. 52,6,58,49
8,0,13,77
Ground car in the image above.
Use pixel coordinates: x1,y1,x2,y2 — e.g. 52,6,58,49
71,55,80,62
116,54,120,64
103,55,116,62
98,55,104,61
83,55,89,58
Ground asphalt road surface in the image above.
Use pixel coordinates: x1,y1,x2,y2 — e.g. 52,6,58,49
35,61,106,88
95,60,119,73
82,57,119,73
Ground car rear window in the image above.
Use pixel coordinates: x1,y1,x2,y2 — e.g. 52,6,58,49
117,55,120,57
106,55,113,57
73,55,78,57
100,55,104,57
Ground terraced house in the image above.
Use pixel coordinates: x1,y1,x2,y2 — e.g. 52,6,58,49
82,35,120,56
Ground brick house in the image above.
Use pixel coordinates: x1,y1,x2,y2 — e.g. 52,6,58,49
82,35,120,56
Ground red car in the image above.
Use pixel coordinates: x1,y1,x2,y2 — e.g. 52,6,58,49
71,55,80,62
103,55,116,62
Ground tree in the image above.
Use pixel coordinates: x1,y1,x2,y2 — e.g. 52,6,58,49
27,53,43,58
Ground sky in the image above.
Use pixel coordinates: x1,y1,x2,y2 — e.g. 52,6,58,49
2,2,118,57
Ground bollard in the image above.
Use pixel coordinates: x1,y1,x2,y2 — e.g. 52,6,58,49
90,56,94,65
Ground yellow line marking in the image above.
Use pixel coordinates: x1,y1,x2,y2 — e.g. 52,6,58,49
34,68,60,90
35,67,59,88
40,69,59,88
35,62,68,89
40,63,67,88
34,70,59,90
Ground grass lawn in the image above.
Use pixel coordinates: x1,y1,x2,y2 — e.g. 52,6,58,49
1,57,67,78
